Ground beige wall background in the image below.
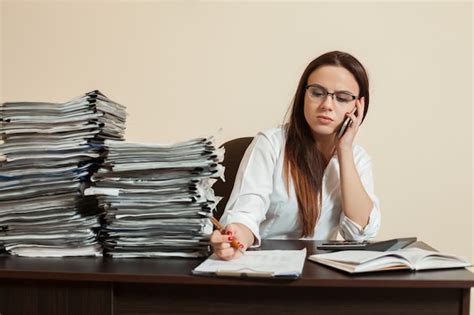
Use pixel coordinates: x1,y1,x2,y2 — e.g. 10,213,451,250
1,0,473,275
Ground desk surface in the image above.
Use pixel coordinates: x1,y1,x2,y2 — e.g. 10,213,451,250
0,240,473,288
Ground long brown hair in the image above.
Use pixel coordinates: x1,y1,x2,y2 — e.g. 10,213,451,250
284,51,370,237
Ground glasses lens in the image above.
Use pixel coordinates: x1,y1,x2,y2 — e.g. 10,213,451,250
335,92,355,104
308,86,326,101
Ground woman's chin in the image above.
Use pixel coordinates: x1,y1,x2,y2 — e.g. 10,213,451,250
310,126,336,137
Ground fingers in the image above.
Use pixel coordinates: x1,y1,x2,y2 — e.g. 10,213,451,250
355,97,365,125
346,111,358,127
215,246,238,261
210,229,231,244
223,224,239,237
212,242,240,260
210,226,244,260
225,224,247,250
338,99,361,143
346,97,364,129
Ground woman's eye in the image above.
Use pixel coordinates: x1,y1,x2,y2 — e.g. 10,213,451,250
336,97,349,103
336,93,353,103
311,90,325,97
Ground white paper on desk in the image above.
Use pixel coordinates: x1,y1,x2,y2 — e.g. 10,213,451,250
5,244,103,258
192,249,307,278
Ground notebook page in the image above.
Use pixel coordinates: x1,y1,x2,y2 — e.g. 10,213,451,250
193,249,307,277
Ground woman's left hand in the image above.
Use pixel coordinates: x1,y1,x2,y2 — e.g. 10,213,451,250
337,97,365,150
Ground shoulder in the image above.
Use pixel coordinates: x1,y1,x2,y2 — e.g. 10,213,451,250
245,126,285,160
255,125,285,148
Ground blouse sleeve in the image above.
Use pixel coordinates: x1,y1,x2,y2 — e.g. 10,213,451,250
219,133,277,246
339,150,381,241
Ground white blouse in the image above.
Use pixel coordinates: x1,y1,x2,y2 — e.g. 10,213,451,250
220,126,381,246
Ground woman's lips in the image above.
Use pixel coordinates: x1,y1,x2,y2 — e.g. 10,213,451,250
316,115,333,125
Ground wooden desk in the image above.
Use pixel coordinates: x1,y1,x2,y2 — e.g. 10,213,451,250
0,240,473,315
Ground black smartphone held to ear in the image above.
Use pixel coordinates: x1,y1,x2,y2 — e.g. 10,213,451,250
337,107,358,139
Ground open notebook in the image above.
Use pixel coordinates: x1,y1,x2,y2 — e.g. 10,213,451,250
309,247,471,274
192,249,306,279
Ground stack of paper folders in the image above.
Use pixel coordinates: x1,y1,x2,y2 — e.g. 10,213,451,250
84,137,224,258
0,91,126,257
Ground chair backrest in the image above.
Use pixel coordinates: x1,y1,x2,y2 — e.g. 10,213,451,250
213,137,254,220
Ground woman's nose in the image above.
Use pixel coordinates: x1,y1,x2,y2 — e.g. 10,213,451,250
319,95,335,110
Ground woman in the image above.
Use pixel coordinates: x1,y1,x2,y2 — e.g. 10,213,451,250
211,51,381,260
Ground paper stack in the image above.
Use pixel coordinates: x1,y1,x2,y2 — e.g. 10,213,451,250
84,137,224,258
0,90,126,257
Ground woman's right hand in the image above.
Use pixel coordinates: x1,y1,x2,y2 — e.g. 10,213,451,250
210,223,255,260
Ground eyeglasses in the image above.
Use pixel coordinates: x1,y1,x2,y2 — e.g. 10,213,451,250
306,84,357,105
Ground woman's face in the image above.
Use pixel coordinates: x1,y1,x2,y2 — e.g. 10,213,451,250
303,65,360,139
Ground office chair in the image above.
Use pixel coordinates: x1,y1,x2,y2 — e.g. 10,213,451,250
212,137,253,220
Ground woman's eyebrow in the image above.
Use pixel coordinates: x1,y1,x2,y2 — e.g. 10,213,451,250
308,83,355,95
337,89,356,95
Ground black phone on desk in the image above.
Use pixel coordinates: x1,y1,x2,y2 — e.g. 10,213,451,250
337,107,357,138
316,237,417,252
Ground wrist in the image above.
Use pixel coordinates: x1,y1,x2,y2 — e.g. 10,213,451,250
336,144,353,156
